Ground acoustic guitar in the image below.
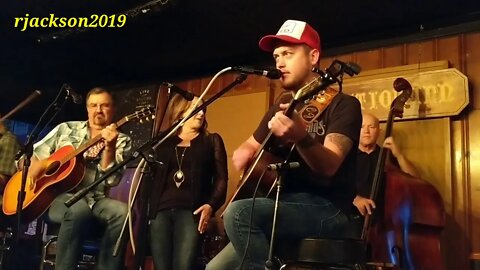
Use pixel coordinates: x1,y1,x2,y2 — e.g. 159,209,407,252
2,107,154,222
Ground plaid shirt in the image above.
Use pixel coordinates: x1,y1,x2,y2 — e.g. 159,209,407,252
0,129,20,177
32,121,132,208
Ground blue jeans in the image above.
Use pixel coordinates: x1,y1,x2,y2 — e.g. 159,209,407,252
206,242,239,270
207,193,350,270
149,208,200,270
48,193,128,270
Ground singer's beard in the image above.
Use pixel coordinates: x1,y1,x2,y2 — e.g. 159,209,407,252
282,80,302,92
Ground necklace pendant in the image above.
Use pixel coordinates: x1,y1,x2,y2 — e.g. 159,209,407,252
173,169,185,187
175,170,184,180
174,146,188,188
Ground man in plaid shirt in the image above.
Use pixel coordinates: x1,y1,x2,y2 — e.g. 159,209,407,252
0,117,20,205
20,87,132,270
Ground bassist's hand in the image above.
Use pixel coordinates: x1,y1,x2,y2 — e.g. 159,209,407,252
353,195,376,216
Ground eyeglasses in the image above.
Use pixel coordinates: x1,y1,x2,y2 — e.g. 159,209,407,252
87,103,112,109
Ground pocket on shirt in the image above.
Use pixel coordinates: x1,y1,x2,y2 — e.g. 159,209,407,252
57,135,83,148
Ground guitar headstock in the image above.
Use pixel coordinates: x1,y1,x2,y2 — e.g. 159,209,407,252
293,60,361,103
293,76,324,102
117,106,156,127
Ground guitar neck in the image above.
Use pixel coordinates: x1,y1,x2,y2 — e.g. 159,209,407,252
59,134,103,164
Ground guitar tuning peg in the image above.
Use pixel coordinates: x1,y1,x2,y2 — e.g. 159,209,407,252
139,119,144,124
152,115,155,119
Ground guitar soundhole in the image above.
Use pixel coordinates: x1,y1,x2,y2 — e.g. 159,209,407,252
45,161,61,176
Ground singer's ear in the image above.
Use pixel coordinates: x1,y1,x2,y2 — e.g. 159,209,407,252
309,48,320,67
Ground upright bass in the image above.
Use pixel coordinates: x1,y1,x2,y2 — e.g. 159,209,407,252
363,78,446,270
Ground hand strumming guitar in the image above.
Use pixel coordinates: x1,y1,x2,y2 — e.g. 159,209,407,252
17,156,46,180
232,136,260,172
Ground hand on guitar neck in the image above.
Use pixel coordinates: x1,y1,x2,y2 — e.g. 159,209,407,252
98,123,119,170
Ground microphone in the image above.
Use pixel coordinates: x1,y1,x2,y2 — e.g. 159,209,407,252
0,90,42,121
232,66,282,79
63,84,83,104
163,82,194,101
266,161,300,171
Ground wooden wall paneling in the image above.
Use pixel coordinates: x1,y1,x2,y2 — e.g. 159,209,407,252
468,110,480,254
437,36,462,69
320,53,354,71
450,117,471,270
206,91,269,221
320,55,335,70
382,45,405,68
227,75,271,96
465,33,480,109
406,40,436,65
195,73,272,97
175,78,202,95
153,85,168,135
354,49,383,70
200,74,237,96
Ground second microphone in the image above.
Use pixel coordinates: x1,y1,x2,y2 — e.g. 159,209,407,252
163,82,194,101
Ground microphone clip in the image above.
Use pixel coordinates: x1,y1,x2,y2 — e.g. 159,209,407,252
266,161,300,171
62,83,83,105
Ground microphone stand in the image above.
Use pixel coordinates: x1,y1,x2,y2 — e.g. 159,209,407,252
130,150,158,270
0,90,42,122
264,165,297,270
128,88,174,270
12,85,69,267
64,73,248,269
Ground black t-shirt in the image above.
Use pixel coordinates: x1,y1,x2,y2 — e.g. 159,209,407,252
356,146,381,198
355,145,400,216
253,91,362,213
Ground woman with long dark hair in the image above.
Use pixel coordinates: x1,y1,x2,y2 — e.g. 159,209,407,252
149,94,228,270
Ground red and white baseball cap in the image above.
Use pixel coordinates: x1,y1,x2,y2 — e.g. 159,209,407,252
259,20,321,53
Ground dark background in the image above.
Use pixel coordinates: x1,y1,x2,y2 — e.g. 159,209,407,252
1,0,480,123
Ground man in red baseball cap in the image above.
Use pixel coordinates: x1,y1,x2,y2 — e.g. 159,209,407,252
207,20,362,270
258,19,321,52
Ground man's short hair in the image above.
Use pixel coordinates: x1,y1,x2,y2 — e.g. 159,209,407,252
86,87,115,105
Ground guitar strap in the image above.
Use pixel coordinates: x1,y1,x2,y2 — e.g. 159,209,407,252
297,87,340,125
84,140,106,160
